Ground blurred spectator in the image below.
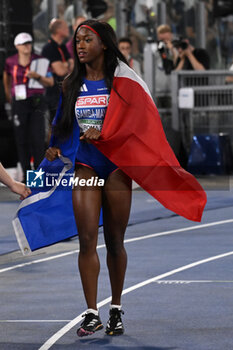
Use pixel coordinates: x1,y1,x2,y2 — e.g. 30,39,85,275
184,0,196,46
42,19,74,124
33,0,48,42
182,0,219,68
174,39,210,70
64,0,87,29
66,16,86,58
205,0,220,69
167,0,186,37
127,25,147,59
33,0,44,16
3,33,54,182
57,0,67,19
100,0,116,31
134,0,150,38
221,15,233,67
118,37,142,77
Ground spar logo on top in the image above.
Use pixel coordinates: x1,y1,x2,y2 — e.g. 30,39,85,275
76,95,109,108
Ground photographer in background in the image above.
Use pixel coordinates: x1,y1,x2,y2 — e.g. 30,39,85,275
157,25,178,75
174,38,210,71
153,24,178,108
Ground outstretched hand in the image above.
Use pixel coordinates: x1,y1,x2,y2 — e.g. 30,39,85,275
10,181,31,200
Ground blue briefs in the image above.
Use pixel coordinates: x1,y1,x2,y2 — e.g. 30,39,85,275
75,140,118,180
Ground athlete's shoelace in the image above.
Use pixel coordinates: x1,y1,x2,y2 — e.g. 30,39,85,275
81,313,98,328
108,309,124,328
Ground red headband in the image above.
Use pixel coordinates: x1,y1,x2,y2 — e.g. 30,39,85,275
78,25,101,38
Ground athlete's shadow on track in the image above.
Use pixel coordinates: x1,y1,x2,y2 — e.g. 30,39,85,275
78,335,177,349
0,344,176,350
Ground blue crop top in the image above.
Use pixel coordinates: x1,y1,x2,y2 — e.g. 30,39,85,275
75,78,110,133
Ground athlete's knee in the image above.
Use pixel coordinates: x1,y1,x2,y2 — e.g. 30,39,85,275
106,238,125,257
79,231,97,254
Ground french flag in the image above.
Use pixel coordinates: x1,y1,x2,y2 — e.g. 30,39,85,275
13,61,206,255
94,62,207,222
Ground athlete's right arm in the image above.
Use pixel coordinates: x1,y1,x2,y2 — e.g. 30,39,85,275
45,147,61,161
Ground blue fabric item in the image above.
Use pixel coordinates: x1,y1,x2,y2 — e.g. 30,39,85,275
75,78,117,178
75,78,110,133
76,141,118,179
187,134,233,175
17,158,77,252
13,94,103,254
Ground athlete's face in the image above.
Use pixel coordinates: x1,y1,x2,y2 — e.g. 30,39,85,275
76,27,106,64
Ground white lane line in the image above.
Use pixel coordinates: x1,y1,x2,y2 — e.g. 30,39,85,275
123,218,233,244
1,218,233,275
2,279,232,324
0,320,71,323
155,280,233,284
0,244,103,274
39,250,233,350
0,250,78,274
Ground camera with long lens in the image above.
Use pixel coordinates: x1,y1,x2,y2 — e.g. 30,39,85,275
157,41,174,75
157,40,167,53
172,38,188,50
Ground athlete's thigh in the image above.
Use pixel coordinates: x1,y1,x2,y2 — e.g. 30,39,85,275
72,165,102,236
102,169,132,239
